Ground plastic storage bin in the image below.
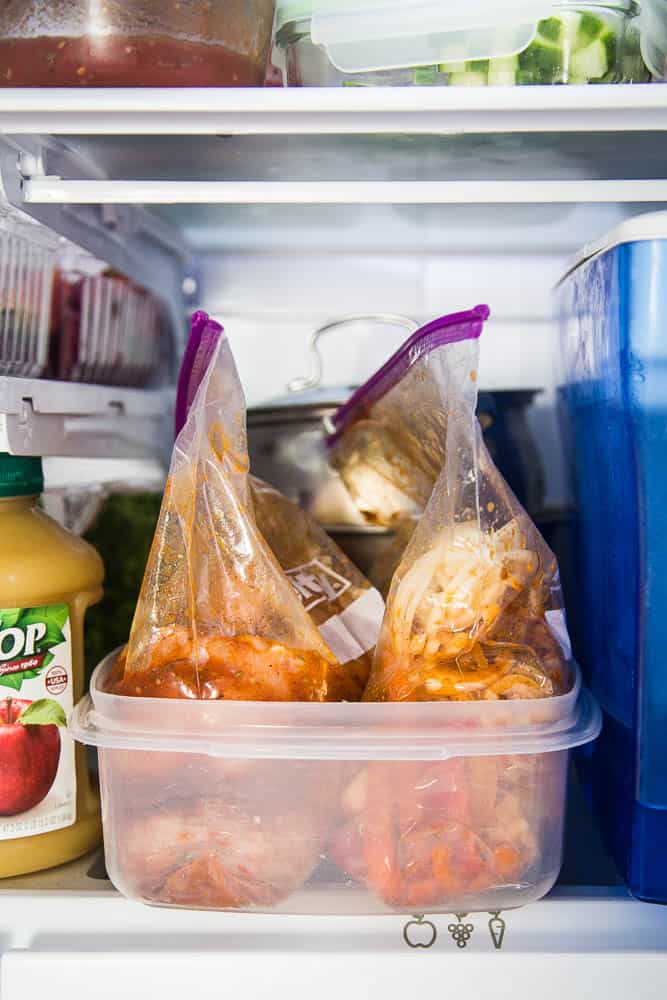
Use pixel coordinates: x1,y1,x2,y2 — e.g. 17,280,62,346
640,0,667,78
0,1,276,87
71,652,600,914
52,263,164,387
0,209,58,379
558,211,667,904
274,0,647,86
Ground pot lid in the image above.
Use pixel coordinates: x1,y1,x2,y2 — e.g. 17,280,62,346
249,313,419,421
247,392,350,426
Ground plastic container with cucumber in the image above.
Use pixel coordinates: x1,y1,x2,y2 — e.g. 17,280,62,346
275,1,648,87
437,7,647,85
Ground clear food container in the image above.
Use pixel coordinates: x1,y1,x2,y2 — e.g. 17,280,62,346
640,0,667,78
274,0,648,86
0,1,277,87
71,651,600,914
52,260,164,387
0,208,58,378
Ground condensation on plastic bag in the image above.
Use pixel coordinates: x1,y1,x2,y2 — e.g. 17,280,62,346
111,311,349,702
250,476,384,701
361,319,571,704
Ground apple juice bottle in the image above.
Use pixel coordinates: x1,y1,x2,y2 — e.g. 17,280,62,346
0,453,104,877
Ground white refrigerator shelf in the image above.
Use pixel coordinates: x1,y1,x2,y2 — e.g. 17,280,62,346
1,853,666,1000
0,85,665,136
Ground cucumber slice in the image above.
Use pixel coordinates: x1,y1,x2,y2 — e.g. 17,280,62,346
576,12,605,49
570,39,608,81
448,71,487,86
488,70,516,85
600,26,617,70
560,11,584,50
537,16,564,45
515,69,537,85
466,58,490,73
437,60,466,73
518,38,564,83
414,65,438,85
488,55,518,86
488,55,519,73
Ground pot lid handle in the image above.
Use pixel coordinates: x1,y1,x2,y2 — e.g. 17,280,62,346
288,313,419,394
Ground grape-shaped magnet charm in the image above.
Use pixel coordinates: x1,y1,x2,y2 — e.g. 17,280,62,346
403,914,437,949
488,911,506,950
448,915,474,948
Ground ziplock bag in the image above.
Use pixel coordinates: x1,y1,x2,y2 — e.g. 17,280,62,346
329,751,566,909
328,306,491,528
328,310,574,909
109,311,351,702
251,477,383,701
364,397,572,702
103,311,365,908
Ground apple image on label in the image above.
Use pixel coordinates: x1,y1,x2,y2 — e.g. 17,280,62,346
0,697,62,816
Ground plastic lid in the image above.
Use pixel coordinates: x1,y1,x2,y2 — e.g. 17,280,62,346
70,653,601,761
277,0,557,70
559,210,667,285
0,453,44,498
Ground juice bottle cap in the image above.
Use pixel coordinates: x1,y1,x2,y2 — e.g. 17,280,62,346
0,453,44,498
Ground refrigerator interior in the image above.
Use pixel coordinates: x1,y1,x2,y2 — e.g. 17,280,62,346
1,86,667,995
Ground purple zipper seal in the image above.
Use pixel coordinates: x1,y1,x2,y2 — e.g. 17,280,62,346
326,304,490,445
174,310,225,439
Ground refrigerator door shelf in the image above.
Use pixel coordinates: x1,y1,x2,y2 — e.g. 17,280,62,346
0,377,171,461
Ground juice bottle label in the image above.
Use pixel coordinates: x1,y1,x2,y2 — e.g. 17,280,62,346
0,604,76,840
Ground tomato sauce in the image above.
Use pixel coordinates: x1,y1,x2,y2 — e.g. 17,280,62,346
0,34,267,87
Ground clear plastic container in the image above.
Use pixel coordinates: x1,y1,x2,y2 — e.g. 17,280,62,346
0,1,276,87
640,0,667,78
71,651,600,914
52,260,164,387
275,1,648,86
0,209,58,379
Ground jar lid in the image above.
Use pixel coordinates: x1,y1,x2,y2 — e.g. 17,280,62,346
0,453,44,498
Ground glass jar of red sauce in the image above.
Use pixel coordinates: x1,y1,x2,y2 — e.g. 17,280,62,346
0,1,276,86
